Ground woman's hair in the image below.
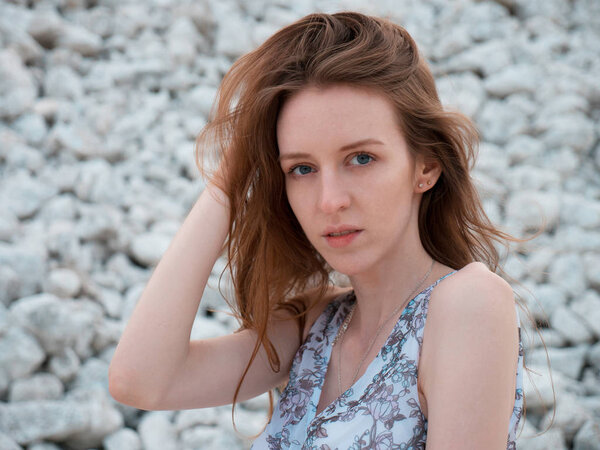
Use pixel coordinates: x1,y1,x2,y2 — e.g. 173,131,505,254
195,11,552,439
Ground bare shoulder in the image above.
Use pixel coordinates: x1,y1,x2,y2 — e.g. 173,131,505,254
431,261,514,310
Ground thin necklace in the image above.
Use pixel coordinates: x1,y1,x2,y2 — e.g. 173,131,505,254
333,259,435,397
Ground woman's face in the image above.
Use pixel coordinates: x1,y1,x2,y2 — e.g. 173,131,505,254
276,84,426,276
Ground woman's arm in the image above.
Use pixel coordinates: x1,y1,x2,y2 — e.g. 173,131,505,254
108,183,230,409
422,262,519,449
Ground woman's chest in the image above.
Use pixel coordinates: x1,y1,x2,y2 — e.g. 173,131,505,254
314,331,430,419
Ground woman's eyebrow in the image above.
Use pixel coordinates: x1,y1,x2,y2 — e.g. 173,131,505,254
279,138,384,161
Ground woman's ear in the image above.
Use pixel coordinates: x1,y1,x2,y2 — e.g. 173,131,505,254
414,155,442,192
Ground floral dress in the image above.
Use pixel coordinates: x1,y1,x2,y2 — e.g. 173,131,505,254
251,271,524,449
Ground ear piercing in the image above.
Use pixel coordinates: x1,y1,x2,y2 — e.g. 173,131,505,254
418,183,423,188
418,180,433,188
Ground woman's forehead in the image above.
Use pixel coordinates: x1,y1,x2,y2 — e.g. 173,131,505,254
276,84,403,151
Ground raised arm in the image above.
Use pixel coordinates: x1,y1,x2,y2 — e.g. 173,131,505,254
108,182,337,411
108,183,231,409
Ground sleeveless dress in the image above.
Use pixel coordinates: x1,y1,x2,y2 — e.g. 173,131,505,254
251,271,524,449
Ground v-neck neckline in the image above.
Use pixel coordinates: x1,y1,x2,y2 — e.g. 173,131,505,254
311,270,457,422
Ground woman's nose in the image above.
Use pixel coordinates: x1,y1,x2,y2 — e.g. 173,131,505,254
318,171,351,214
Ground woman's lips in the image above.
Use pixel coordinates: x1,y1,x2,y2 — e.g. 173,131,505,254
324,230,362,248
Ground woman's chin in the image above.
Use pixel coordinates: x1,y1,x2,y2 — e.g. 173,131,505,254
326,260,372,278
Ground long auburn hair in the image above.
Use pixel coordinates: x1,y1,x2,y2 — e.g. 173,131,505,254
195,11,551,439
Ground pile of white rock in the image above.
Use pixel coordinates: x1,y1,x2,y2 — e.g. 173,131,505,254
0,0,598,448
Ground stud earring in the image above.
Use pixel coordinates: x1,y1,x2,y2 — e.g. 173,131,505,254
418,183,423,188
427,180,432,185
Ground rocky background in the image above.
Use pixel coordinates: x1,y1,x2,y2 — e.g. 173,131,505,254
0,0,599,448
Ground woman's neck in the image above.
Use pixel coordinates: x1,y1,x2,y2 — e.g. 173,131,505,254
347,244,445,338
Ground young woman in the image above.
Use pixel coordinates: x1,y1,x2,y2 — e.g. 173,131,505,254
109,11,526,449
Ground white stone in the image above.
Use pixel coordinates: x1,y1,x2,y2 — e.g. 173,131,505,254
573,419,600,450
539,391,593,441
190,315,229,340
504,134,545,165
129,232,172,267
571,291,600,338
514,0,573,27
103,428,142,450
541,113,596,154
43,65,83,100
8,372,64,402
431,24,472,61
92,318,123,352
48,347,80,382
106,254,149,293
0,170,59,219
0,49,37,118
0,431,21,450
47,122,121,161
559,194,600,230
166,17,199,66
504,191,560,232
11,113,47,146
582,252,600,288
504,165,561,192
0,302,9,336
95,287,123,319
517,425,567,450
214,12,254,58
550,226,600,253
138,411,179,450
218,406,268,441
437,39,513,77
37,193,78,224
10,293,103,357
0,265,21,306
0,12,44,64
175,409,220,431
528,345,587,380
184,84,219,118
44,268,82,298
26,7,65,49
0,242,48,304
474,142,509,174
57,24,103,56
0,400,90,445
63,389,124,449
549,253,587,298
0,326,45,380
70,357,109,392
476,99,529,145
484,64,539,97
550,306,593,344
75,203,123,242
522,364,579,414
524,248,556,283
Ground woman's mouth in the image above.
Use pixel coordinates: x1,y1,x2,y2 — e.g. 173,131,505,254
324,230,362,248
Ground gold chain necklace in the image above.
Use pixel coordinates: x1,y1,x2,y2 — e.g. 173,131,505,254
333,259,435,397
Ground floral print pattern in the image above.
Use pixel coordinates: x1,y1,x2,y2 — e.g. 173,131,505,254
252,272,524,449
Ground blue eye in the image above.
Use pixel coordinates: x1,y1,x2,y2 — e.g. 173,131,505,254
350,153,373,165
289,165,313,176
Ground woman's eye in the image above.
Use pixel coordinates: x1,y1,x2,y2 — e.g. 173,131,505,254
289,165,314,176
349,153,374,165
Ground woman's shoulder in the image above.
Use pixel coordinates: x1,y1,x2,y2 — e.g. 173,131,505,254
429,261,516,325
434,261,513,301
